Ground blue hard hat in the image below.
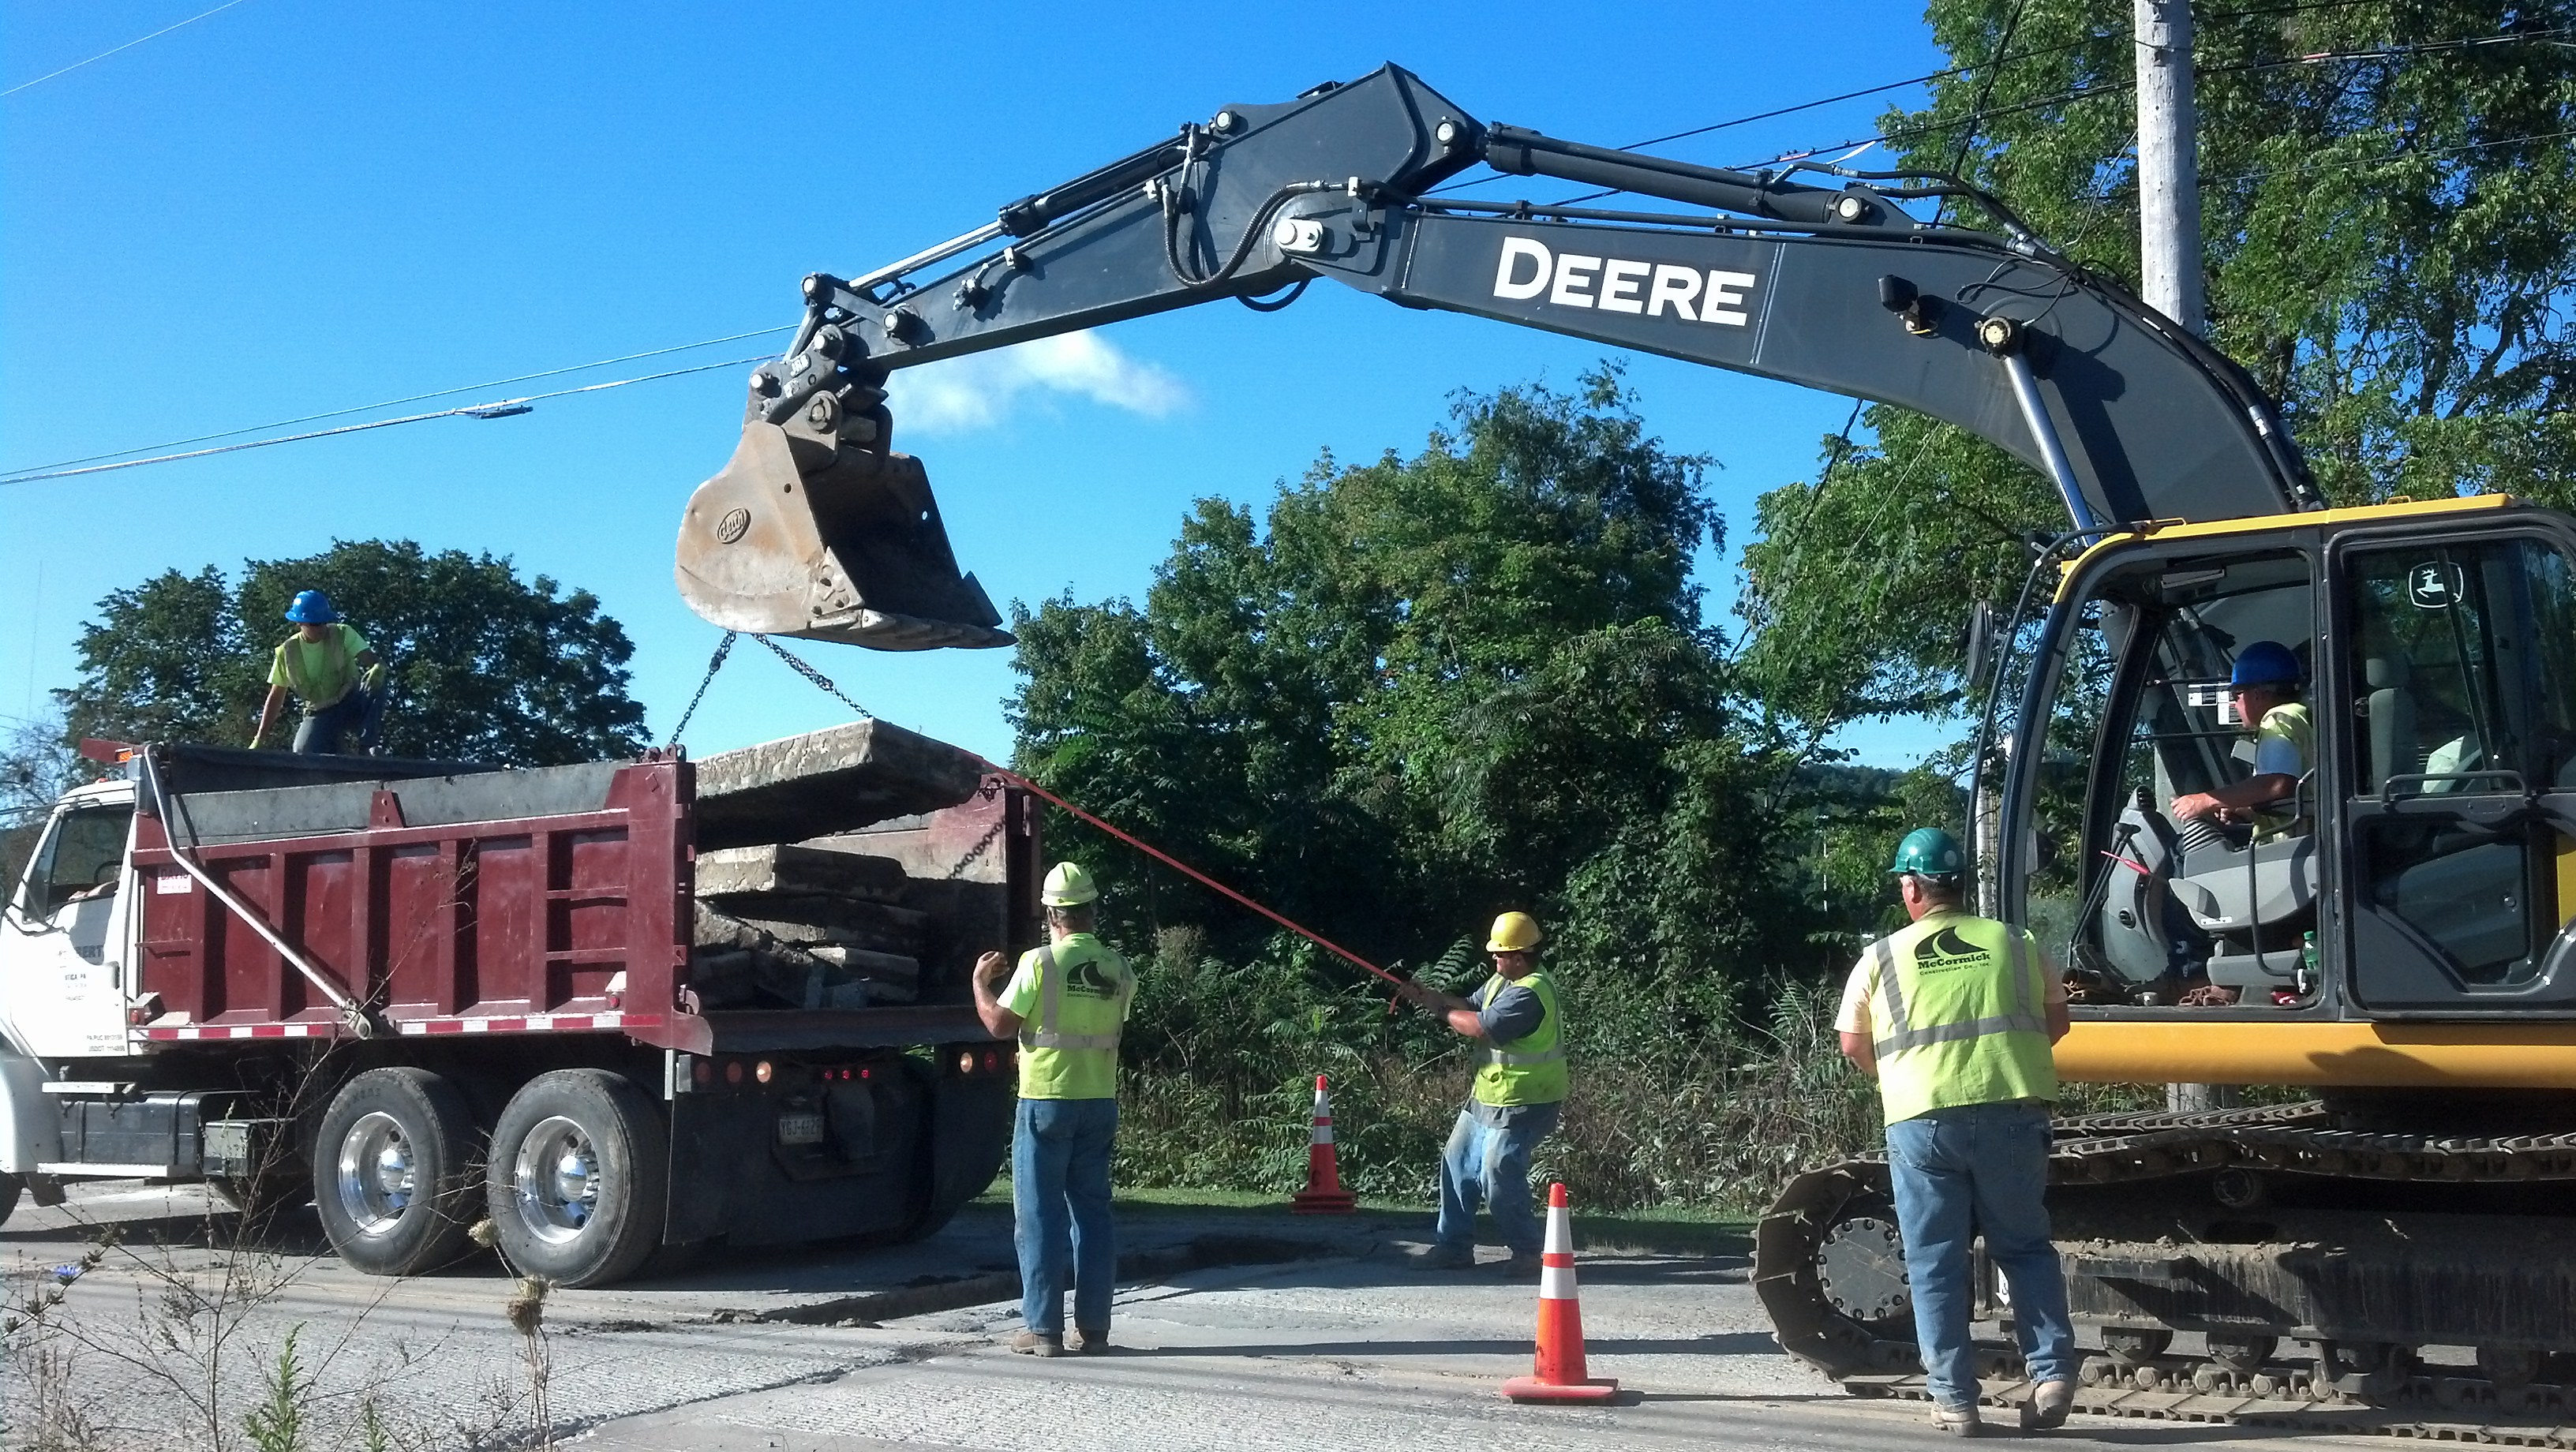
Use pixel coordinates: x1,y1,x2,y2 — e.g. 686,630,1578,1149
2230,640,2302,687
284,589,339,625
1889,826,1968,880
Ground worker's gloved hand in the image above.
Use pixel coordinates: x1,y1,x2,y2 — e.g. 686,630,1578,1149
362,662,387,691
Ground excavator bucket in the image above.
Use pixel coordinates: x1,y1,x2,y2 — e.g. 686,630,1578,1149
676,420,1012,651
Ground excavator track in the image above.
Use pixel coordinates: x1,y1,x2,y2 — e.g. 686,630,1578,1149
1754,1103,2576,1443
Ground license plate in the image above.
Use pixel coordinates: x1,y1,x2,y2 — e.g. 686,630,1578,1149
776,1110,826,1146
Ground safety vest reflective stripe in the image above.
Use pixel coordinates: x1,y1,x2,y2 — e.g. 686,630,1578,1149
1870,934,2046,1058
1017,945,1126,1052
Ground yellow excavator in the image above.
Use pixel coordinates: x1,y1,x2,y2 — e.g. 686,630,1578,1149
678,65,2576,1439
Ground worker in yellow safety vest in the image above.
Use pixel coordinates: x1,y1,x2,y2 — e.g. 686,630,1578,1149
972,861,1134,1358
250,589,388,755
1397,910,1565,1278
1834,827,2076,1435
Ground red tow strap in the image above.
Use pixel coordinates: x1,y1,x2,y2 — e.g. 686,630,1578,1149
975,758,1406,988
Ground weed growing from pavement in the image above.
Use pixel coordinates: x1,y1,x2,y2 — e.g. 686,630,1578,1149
0,1090,537,1452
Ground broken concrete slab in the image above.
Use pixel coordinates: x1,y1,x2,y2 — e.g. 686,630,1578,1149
695,844,908,901
691,719,987,851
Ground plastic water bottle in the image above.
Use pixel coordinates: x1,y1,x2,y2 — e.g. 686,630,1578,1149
2298,930,2319,997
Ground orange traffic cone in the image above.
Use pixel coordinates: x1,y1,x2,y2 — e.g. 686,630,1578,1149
1501,1182,1619,1403
1290,1074,1357,1214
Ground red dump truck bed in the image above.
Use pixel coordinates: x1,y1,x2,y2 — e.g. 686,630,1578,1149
125,727,1033,1054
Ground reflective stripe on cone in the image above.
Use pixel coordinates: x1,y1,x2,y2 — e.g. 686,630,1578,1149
1501,1182,1619,1403
1290,1072,1356,1214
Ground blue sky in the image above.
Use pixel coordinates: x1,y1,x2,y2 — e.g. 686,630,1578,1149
3,2,1960,766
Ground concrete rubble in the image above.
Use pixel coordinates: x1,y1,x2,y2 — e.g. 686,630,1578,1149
691,718,987,852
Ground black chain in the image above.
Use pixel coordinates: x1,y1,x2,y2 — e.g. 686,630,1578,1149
752,633,875,719
661,631,738,747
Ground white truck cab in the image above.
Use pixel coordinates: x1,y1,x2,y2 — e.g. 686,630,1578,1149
3,780,141,1190
2,779,140,1063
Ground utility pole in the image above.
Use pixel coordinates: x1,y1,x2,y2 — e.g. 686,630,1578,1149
2136,0,2233,1114
2135,0,2205,335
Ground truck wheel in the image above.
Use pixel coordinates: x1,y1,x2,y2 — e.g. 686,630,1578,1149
313,1068,481,1275
0,1172,21,1228
485,1069,667,1289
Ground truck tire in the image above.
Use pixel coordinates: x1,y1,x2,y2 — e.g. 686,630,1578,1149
313,1068,481,1276
485,1069,668,1289
0,1172,21,1228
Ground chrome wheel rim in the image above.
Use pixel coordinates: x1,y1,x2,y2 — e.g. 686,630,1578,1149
335,1110,417,1237
511,1115,601,1246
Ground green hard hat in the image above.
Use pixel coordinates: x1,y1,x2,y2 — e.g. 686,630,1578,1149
1889,827,1968,880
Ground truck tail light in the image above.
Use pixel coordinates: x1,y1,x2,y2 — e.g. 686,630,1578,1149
754,1060,773,1084
724,1060,743,1086
957,1050,977,1074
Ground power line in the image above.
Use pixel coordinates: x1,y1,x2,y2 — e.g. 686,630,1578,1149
5,0,255,97
3,326,792,477
1751,28,2576,170
1428,0,2385,199
0,353,771,487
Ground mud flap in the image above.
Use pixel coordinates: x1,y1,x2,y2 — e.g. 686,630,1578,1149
676,420,1013,652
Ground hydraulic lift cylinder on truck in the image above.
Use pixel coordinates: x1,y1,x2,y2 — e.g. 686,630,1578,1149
0,724,1036,1286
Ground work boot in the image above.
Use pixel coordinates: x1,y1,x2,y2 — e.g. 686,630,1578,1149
1930,1402,1983,1436
1070,1326,1111,1355
2021,1380,2074,1431
1498,1252,1544,1278
1009,1331,1065,1357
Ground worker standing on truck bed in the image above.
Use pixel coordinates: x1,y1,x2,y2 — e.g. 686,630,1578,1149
1835,828,2077,1435
972,862,1135,1357
250,589,388,755
1398,911,1565,1278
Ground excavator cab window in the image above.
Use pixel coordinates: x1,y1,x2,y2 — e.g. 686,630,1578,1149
2039,548,2320,1006
2335,532,2576,1013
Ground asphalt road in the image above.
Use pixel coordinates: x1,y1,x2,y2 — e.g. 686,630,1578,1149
2,1183,2388,1451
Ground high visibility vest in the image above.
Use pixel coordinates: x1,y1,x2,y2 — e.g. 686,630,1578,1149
1470,967,1567,1107
2252,702,2315,842
276,625,358,710
1858,910,2057,1125
1014,937,1133,1101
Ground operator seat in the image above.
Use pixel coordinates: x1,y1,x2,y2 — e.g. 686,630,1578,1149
2364,654,2418,795
2168,782,2318,993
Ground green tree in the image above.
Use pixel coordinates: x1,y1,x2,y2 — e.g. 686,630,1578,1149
58,540,646,765
1010,368,1814,1025
1737,0,2576,743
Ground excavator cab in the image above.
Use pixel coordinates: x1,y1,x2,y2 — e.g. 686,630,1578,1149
2016,499,2576,1025
676,352,1011,652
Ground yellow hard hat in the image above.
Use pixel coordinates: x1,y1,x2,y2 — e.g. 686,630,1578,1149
1041,862,1099,907
1485,911,1543,953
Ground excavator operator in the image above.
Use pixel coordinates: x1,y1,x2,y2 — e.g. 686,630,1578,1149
2170,641,2312,843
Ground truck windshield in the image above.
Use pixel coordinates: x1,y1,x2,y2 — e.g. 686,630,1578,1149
22,805,134,915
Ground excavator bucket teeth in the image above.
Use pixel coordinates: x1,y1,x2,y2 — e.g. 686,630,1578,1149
676,421,1013,652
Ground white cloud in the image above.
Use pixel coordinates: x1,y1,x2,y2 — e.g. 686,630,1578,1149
886,331,1189,436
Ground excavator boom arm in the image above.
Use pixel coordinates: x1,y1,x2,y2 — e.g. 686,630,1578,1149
677,64,2318,649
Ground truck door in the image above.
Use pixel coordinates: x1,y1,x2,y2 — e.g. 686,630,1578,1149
2334,530,2576,1016
0,798,138,1057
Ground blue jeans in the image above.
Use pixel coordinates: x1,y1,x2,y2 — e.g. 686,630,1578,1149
1434,1101,1561,1257
1885,1101,2079,1409
293,685,384,755
1013,1096,1118,1336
